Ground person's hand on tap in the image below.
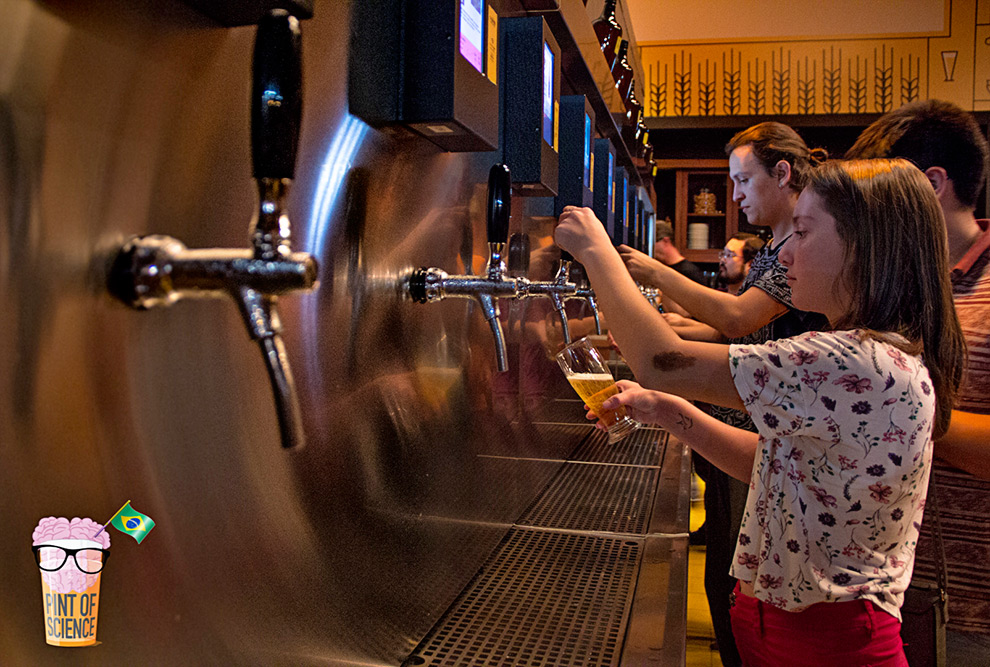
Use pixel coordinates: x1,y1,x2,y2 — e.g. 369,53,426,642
554,206,613,264
617,244,664,286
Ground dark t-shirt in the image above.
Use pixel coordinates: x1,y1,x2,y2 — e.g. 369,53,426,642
669,258,707,285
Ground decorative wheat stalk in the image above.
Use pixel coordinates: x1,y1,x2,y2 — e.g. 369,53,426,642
649,63,667,116
674,50,692,116
900,55,919,104
748,58,767,115
874,45,893,113
699,60,716,116
849,55,867,113
772,47,791,115
797,56,816,115
723,49,741,115
822,46,842,114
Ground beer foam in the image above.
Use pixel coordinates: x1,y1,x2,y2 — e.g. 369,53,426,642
33,517,109,594
567,372,615,381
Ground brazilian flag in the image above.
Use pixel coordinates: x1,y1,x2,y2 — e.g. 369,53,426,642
109,502,156,544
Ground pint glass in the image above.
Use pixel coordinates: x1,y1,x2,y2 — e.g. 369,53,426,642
555,337,640,443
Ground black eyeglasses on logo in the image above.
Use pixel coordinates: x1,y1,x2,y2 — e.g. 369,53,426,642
32,545,109,574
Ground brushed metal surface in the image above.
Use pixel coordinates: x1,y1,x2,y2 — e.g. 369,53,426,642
0,0,584,663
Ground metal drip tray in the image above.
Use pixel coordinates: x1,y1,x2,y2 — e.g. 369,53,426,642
405,527,640,667
517,462,659,534
571,428,667,467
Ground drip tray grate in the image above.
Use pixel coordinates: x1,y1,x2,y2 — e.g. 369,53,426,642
406,527,640,666
517,463,659,534
570,428,667,466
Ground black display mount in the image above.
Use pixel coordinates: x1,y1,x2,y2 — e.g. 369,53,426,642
349,0,500,152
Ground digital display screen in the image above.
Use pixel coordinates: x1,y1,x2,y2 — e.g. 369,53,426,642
607,152,614,212
623,176,629,226
542,42,555,146
583,114,592,188
459,0,485,74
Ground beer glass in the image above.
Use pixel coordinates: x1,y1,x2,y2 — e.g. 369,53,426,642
555,337,640,443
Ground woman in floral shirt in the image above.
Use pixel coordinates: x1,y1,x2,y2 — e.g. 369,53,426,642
554,159,965,666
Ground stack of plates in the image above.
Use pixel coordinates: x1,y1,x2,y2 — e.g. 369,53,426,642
687,223,709,250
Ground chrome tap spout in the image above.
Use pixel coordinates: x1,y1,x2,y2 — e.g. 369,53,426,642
520,258,578,344
572,285,602,335
404,164,519,372
105,10,316,450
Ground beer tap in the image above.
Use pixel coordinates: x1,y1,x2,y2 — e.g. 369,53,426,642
107,10,317,449
570,282,603,335
521,249,578,344
406,164,522,372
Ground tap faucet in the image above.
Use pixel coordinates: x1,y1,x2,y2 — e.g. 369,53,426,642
406,164,523,372
520,250,578,344
570,282,602,335
106,10,317,449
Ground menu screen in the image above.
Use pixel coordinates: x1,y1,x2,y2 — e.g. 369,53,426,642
459,0,484,74
607,152,614,211
583,114,592,188
542,43,555,146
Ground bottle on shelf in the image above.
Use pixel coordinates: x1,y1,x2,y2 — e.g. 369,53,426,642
611,41,634,100
592,0,623,70
624,85,643,126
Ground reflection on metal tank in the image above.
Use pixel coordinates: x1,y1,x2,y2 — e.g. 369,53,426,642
0,0,597,663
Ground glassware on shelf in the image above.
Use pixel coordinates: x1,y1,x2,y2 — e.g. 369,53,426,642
693,187,718,214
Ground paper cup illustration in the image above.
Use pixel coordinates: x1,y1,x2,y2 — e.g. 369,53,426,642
32,517,110,647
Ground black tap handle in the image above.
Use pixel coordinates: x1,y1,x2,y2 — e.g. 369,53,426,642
559,249,573,263
487,164,511,245
252,9,302,180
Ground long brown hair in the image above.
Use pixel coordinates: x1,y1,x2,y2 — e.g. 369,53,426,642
808,159,965,437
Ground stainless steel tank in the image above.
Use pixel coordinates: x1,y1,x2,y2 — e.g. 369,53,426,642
0,0,593,663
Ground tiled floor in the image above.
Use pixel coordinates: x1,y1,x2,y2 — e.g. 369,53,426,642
686,477,722,667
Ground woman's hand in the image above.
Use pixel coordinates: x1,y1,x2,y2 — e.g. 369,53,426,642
554,206,613,264
585,380,695,431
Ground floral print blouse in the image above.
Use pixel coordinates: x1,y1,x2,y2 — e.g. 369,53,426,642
728,330,935,620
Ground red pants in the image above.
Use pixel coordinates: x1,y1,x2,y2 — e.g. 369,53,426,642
729,582,908,667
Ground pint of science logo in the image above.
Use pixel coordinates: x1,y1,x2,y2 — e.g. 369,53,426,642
31,502,155,647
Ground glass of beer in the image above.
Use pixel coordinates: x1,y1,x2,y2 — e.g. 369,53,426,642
555,337,640,443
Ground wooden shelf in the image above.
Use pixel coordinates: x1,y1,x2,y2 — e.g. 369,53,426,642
683,249,721,263
655,162,741,262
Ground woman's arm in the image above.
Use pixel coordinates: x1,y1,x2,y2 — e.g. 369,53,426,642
555,207,743,410
599,381,758,482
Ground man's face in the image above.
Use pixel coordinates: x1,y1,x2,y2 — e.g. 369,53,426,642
653,237,674,263
729,144,789,227
718,238,748,283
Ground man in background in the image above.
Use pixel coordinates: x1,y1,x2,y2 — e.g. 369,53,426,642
651,219,707,285
718,233,764,295
847,98,990,664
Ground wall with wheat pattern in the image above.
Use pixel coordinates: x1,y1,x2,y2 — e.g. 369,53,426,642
638,0,990,117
